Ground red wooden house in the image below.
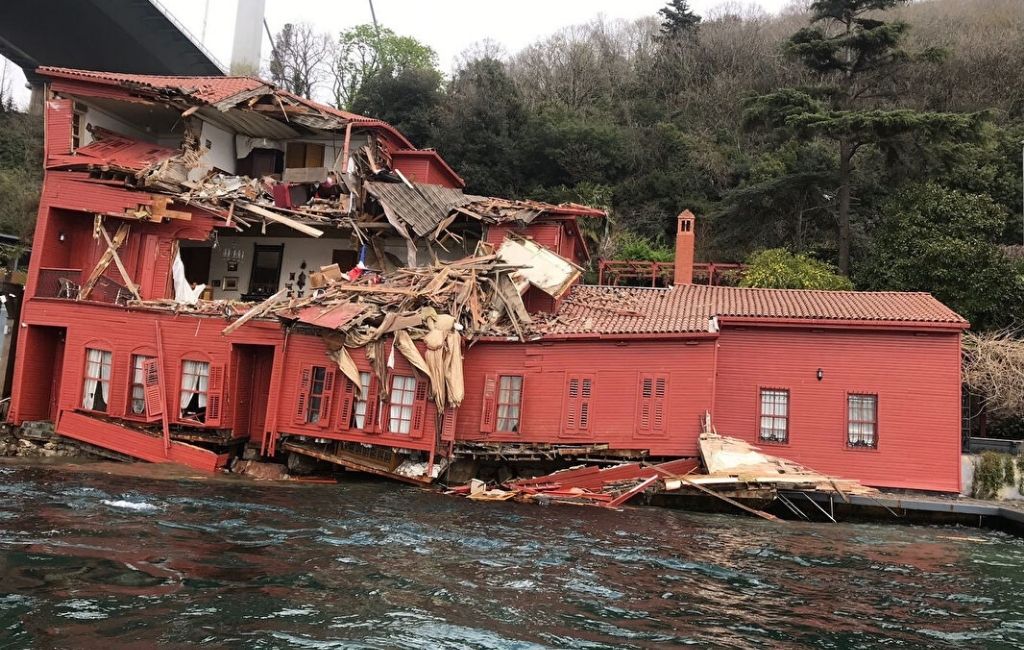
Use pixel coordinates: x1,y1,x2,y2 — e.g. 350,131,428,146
8,68,968,493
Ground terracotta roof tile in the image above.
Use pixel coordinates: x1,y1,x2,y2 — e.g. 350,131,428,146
36,67,370,120
535,285,967,336
37,67,267,104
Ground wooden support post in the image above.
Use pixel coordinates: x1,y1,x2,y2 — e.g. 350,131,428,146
80,221,131,299
154,322,172,454
675,475,781,522
98,226,141,300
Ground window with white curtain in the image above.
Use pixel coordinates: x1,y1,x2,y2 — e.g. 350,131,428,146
496,375,523,433
129,354,153,415
847,394,878,448
389,375,416,434
179,360,210,422
351,371,372,429
82,348,112,412
759,388,789,443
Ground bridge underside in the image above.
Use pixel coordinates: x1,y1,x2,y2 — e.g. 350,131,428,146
0,0,222,82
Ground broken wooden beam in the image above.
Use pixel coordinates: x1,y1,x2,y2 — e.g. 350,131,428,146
237,202,324,238
222,288,287,335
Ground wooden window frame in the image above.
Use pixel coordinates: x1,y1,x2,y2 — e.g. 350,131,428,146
294,364,336,429
563,374,594,435
126,352,155,419
177,355,223,427
637,374,668,435
496,375,523,434
847,393,878,449
388,375,417,435
350,371,373,430
81,346,113,414
178,357,211,424
306,366,328,424
758,387,790,444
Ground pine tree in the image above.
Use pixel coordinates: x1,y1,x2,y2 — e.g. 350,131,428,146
658,0,701,39
742,0,985,274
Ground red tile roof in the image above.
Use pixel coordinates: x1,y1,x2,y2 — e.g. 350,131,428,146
47,127,176,172
37,67,267,104
536,285,967,336
36,67,369,121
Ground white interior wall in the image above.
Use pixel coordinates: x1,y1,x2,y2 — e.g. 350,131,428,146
194,232,477,301
81,105,149,145
200,120,237,174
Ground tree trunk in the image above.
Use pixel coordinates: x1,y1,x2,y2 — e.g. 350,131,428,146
838,140,852,275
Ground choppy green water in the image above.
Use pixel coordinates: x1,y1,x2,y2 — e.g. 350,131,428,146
1,461,1023,649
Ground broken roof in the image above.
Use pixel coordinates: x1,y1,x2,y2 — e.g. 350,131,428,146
533,285,968,336
48,127,176,173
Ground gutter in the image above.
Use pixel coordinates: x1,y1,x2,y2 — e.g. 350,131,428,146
716,316,970,332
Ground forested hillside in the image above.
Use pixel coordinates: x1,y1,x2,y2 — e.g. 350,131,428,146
0,0,1021,330
318,0,1024,328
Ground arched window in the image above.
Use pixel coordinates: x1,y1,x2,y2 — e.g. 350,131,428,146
178,353,224,427
82,342,114,413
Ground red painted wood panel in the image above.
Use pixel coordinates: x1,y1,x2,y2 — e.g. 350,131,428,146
58,410,227,472
712,327,962,492
456,340,715,456
274,333,439,453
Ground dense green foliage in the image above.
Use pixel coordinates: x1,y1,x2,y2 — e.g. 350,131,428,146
972,451,1018,499
741,248,853,290
0,107,42,252
1,1,1021,318
861,183,1022,328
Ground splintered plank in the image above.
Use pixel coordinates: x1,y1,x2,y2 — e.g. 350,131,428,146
57,410,227,472
238,202,324,237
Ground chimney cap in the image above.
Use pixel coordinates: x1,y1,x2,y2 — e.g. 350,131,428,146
677,209,696,222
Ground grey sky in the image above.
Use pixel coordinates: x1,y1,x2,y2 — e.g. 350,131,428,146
4,0,793,108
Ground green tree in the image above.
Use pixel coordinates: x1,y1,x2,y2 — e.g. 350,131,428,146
658,0,702,38
743,0,985,274
0,109,42,246
435,57,529,196
860,182,1022,329
350,67,442,147
331,25,438,110
741,248,853,290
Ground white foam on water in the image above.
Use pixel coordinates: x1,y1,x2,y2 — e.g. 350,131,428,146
101,499,160,512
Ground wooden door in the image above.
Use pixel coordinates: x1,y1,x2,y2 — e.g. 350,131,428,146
49,336,65,422
231,347,254,439
247,347,274,444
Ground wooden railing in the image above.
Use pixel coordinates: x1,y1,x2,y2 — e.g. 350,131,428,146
596,260,746,287
36,267,129,304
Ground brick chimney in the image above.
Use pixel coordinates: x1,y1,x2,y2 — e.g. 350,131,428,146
674,209,695,285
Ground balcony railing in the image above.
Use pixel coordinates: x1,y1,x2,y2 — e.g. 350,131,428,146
36,268,130,304
36,268,82,299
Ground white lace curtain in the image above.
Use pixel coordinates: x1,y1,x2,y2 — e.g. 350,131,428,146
82,348,111,410
179,360,209,411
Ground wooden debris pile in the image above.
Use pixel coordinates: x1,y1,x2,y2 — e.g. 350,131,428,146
212,252,536,410
449,426,876,519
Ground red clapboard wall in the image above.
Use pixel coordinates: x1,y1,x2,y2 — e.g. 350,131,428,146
456,339,716,457
712,326,963,492
273,332,439,455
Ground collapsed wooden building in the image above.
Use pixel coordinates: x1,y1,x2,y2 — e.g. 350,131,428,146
9,67,968,493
